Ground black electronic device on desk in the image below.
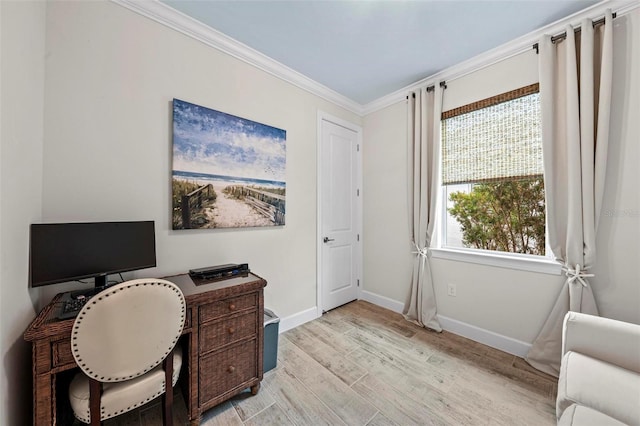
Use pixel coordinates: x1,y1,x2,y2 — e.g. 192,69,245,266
189,263,250,282
57,291,93,320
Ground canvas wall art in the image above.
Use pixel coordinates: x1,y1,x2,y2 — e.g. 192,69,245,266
172,99,286,229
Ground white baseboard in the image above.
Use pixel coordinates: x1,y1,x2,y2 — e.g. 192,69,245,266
437,315,531,358
359,290,405,314
359,291,531,358
278,306,320,333
280,293,532,358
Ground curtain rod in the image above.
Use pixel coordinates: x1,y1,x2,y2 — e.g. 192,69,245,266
532,12,615,53
406,81,448,98
406,84,437,99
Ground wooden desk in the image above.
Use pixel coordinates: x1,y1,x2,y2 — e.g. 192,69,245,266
24,273,266,425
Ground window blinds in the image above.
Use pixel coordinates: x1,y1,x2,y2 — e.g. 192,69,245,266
441,84,542,185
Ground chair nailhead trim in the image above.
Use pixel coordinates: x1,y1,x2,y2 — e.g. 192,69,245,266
70,279,185,381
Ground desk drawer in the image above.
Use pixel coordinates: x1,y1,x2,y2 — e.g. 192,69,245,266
199,311,257,353
52,340,75,368
199,339,257,405
199,293,257,323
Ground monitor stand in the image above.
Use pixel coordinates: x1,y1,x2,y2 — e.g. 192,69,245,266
69,275,109,300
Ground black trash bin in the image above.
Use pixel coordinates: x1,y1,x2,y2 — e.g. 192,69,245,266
263,308,280,373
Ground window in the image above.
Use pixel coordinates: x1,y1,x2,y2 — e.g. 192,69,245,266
440,84,546,256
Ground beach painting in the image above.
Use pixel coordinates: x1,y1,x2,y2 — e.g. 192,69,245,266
172,99,286,229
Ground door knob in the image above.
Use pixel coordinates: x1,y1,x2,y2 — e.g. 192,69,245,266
323,237,335,243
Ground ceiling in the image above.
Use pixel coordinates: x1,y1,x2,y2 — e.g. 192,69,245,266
161,0,600,105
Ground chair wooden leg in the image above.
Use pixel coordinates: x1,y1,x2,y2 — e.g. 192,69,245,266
89,378,102,426
162,350,174,426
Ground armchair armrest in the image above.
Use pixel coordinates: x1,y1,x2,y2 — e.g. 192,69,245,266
562,311,640,373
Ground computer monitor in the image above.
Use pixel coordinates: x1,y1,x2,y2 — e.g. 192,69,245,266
29,221,157,291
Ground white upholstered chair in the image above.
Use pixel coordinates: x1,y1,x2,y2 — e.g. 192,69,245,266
68,278,186,425
557,311,640,426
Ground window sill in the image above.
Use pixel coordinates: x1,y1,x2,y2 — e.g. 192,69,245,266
430,248,562,275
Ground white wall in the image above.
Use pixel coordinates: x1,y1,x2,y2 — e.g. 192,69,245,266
362,101,413,304
40,1,361,319
0,1,46,424
442,48,538,111
363,9,640,345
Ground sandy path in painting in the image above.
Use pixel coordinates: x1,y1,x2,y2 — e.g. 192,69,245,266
207,183,272,228
179,179,272,228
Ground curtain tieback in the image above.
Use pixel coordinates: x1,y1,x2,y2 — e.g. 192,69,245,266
412,242,431,258
563,264,594,287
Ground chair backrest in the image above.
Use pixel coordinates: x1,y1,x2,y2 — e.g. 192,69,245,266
71,278,186,382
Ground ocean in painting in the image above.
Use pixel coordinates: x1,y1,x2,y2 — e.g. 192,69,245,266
173,170,285,189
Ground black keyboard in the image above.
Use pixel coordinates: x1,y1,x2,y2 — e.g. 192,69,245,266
59,295,91,319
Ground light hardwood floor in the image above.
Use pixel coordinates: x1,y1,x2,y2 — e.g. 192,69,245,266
100,300,558,425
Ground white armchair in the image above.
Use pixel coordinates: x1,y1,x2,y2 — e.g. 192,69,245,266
557,311,640,426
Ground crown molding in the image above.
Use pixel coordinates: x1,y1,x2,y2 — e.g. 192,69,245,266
362,0,640,115
111,0,364,116
111,0,638,118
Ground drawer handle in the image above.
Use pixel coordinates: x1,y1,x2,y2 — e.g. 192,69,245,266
228,327,235,334
229,303,236,311
227,366,235,373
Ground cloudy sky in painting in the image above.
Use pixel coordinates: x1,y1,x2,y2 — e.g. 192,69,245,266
172,99,286,182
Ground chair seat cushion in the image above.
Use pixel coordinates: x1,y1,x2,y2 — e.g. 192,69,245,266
557,351,640,426
558,404,628,426
69,346,183,423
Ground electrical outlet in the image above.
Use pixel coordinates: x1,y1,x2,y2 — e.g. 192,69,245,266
447,283,457,297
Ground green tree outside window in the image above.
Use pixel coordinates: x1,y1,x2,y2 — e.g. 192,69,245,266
448,177,545,255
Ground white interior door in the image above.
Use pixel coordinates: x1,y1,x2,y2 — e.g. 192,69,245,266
319,117,360,312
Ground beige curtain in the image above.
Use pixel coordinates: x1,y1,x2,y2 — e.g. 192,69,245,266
403,86,443,332
526,10,613,376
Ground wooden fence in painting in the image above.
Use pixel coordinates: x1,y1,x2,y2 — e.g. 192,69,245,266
226,186,285,225
181,184,213,229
